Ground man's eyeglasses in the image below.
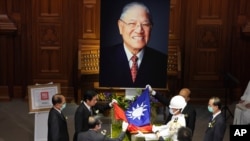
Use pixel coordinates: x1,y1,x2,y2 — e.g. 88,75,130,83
120,19,152,29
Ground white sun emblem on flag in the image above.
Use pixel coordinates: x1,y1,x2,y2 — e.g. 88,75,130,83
126,102,148,120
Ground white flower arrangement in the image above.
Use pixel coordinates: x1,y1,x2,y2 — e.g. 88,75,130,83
208,120,216,128
95,110,99,114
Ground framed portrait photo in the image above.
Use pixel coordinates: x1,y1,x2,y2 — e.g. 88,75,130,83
99,0,170,88
28,83,61,113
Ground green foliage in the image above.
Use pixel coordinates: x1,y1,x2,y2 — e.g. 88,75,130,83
165,138,173,141
112,121,130,141
102,89,161,140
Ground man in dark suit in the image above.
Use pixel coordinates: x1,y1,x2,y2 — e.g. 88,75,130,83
73,90,117,141
99,2,167,88
203,96,226,141
77,116,129,141
47,94,69,141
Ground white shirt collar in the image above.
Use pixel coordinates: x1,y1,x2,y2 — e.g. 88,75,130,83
53,106,61,113
212,110,221,119
84,101,91,111
123,44,144,68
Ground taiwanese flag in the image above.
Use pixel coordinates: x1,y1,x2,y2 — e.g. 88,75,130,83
113,88,152,133
113,102,127,122
125,88,151,126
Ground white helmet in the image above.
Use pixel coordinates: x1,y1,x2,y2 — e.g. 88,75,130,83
169,95,187,109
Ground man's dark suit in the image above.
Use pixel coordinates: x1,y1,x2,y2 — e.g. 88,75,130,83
203,113,226,141
73,102,111,141
77,130,126,141
47,108,69,141
100,44,167,88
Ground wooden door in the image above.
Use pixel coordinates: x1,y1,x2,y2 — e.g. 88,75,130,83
183,0,233,103
30,0,79,101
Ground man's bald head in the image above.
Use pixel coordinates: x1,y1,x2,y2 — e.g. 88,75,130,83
179,88,191,102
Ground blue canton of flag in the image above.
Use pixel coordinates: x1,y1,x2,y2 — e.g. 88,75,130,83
125,88,151,126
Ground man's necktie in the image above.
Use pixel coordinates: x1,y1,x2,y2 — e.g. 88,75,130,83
90,108,93,115
210,115,213,121
61,112,66,120
131,55,138,82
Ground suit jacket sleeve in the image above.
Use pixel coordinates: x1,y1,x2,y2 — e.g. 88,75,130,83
153,92,169,106
94,102,112,114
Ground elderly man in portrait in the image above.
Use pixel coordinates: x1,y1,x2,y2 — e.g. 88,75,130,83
99,2,167,88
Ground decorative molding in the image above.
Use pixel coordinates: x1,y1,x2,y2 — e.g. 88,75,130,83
0,14,17,34
237,15,250,37
197,26,220,48
82,0,100,39
241,21,250,36
40,25,60,46
78,46,99,74
167,45,181,76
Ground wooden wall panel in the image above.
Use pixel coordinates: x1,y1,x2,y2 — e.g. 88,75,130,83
82,0,100,40
33,1,63,78
183,0,233,103
0,14,17,100
0,0,20,100
39,0,61,16
30,0,78,101
78,0,100,96
198,0,222,19
0,0,7,13
10,0,29,99
167,0,182,94
194,25,221,80
37,25,61,74
168,0,181,40
168,0,182,73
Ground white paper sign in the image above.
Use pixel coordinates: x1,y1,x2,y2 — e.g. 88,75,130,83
28,83,60,113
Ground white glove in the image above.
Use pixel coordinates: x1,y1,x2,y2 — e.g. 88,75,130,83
112,99,118,104
109,99,118,107
122,121,129,132
135,130,145,137
101,129,107,135
152,125,159,133
145,84,156,96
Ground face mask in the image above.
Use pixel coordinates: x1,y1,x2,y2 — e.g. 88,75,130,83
207,106,213,113
169,109,179,115
61,103,66,110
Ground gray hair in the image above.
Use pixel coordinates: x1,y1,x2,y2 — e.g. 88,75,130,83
210,96,222,109
120,2,153,25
